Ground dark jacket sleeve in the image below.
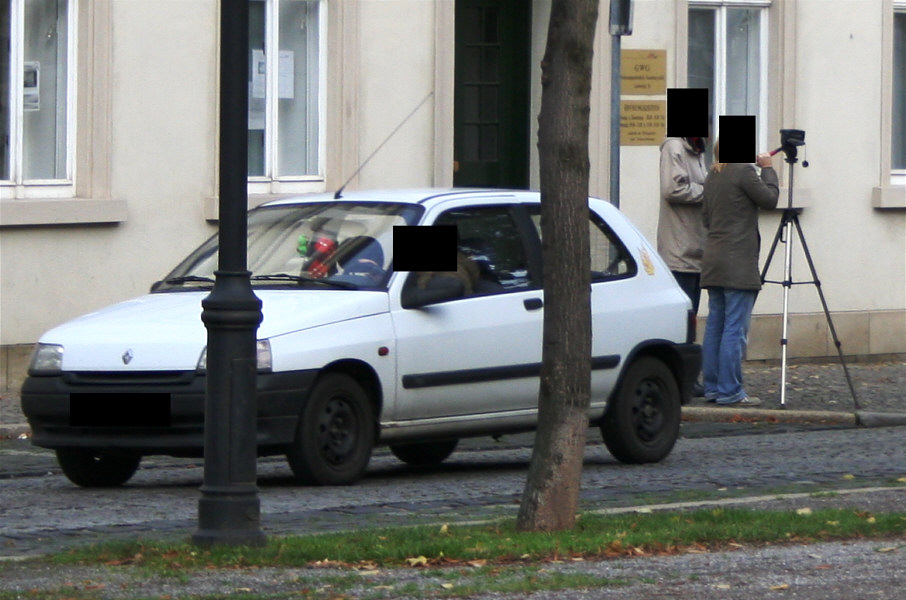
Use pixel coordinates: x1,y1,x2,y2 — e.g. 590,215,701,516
739,166,780,210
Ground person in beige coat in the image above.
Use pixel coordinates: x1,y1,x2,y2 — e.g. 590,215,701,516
700,142,779,406
657,137,709,313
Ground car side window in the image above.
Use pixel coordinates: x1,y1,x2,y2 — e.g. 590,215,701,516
589,214,637,281
528,210,637,282
431,206,534,294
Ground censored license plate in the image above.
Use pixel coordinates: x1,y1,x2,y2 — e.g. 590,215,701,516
70,393,171,427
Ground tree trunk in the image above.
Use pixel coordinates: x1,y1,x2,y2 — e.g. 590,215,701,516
516,0,598,532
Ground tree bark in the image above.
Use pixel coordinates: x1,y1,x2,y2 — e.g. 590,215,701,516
516,0,598,533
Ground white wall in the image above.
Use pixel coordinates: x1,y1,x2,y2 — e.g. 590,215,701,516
1,0,219,345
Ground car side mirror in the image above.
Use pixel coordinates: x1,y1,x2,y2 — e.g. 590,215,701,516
401,276,466,309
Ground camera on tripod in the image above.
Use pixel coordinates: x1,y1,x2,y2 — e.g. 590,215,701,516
771,129,807,165
780,129,805,152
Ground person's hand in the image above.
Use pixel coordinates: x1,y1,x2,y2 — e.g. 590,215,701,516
756,152,774,168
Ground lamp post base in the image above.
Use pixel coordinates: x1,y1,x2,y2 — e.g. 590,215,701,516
192,488,266,547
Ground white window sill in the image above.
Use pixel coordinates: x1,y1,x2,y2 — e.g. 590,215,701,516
204,180,328,222
872,184,906,209
0,198,128,227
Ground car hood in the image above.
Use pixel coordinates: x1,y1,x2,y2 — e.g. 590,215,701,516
40,290,390,371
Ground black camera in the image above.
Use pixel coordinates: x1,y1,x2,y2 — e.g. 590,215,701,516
780,129,805,149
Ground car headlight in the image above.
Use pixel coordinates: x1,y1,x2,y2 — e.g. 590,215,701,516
196,340,273,373
256,339,273,372
29,343,64,375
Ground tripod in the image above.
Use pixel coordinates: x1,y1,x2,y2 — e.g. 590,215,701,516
759,150,860,409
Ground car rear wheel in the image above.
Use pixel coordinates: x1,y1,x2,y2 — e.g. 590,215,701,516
55,449,141,487
601,356,681,464
286,373,375,485
389,439,459,466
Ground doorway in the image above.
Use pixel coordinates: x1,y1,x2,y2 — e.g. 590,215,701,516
454,0,531,188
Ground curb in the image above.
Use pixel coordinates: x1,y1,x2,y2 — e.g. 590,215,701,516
684,406,906,428
855,411,906,427
683,406,857,426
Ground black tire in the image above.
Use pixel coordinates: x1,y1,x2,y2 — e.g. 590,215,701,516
389,439,459,466
286,373,375,485
55,449,141,487
601,356,681,464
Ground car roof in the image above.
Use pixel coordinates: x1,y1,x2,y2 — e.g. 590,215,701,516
261,188,539,210
259,189,621,222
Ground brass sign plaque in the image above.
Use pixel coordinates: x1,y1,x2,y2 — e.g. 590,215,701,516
620,101,667,146
621,50,667,95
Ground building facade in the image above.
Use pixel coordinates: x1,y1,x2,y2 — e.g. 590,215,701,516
2,0,905,393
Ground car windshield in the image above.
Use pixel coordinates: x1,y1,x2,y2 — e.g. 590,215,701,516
156,202,423,291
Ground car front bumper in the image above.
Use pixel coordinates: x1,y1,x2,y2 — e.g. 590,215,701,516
20,369,318,456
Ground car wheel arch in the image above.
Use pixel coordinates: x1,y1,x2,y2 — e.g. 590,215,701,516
309,359,383,435
605,340,686,415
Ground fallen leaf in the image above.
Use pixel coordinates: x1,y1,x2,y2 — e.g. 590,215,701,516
842,474,855,480
406,555,429,567
876,547,898,553
770,583,790,590
441,583,455,590
715,584,731,590
467,559,487,568
439,523,449,535
796,507,813,516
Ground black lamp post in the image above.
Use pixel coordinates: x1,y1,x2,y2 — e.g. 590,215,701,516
192,0,266,547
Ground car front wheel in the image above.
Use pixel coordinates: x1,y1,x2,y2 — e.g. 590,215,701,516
55,449,141,487
286,373,375,485
601,356,681,464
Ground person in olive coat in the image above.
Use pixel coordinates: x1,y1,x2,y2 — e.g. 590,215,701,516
700,142,779,406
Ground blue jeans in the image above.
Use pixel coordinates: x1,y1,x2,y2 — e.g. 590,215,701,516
703,288,757,404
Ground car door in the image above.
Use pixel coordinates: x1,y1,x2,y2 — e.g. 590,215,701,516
526,205,640,410
390,204,544,422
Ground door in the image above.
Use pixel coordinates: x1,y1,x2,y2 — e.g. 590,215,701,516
454,0,531,188
391,204,544,421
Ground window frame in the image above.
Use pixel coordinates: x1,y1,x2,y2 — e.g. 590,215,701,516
687,0,770,151
2,0,78,198
892,1,906,184
246,0,327,197
1,1,124,227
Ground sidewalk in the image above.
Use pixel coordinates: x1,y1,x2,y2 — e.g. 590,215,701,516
2,358,905,439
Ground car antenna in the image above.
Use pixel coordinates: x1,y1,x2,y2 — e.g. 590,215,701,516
334,91,434,199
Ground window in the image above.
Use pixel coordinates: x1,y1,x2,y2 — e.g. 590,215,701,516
529,211,637,282
2,0,75,192
893,8,905,172
248,0,323,191
589,216,637,281
434,207,535,292
688,1,769,152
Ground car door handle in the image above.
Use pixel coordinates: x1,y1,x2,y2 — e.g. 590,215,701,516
523,298,543,311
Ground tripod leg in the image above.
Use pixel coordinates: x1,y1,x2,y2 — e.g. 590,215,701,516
779,220,795,406
760,212,788,284
790,215,862,410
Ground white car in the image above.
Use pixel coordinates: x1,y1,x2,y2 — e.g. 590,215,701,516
22,189,700,487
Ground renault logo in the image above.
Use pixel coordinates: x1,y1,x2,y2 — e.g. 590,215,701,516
122,349,134,365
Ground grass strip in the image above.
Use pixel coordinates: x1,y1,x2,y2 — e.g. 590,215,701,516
48,507,906,572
